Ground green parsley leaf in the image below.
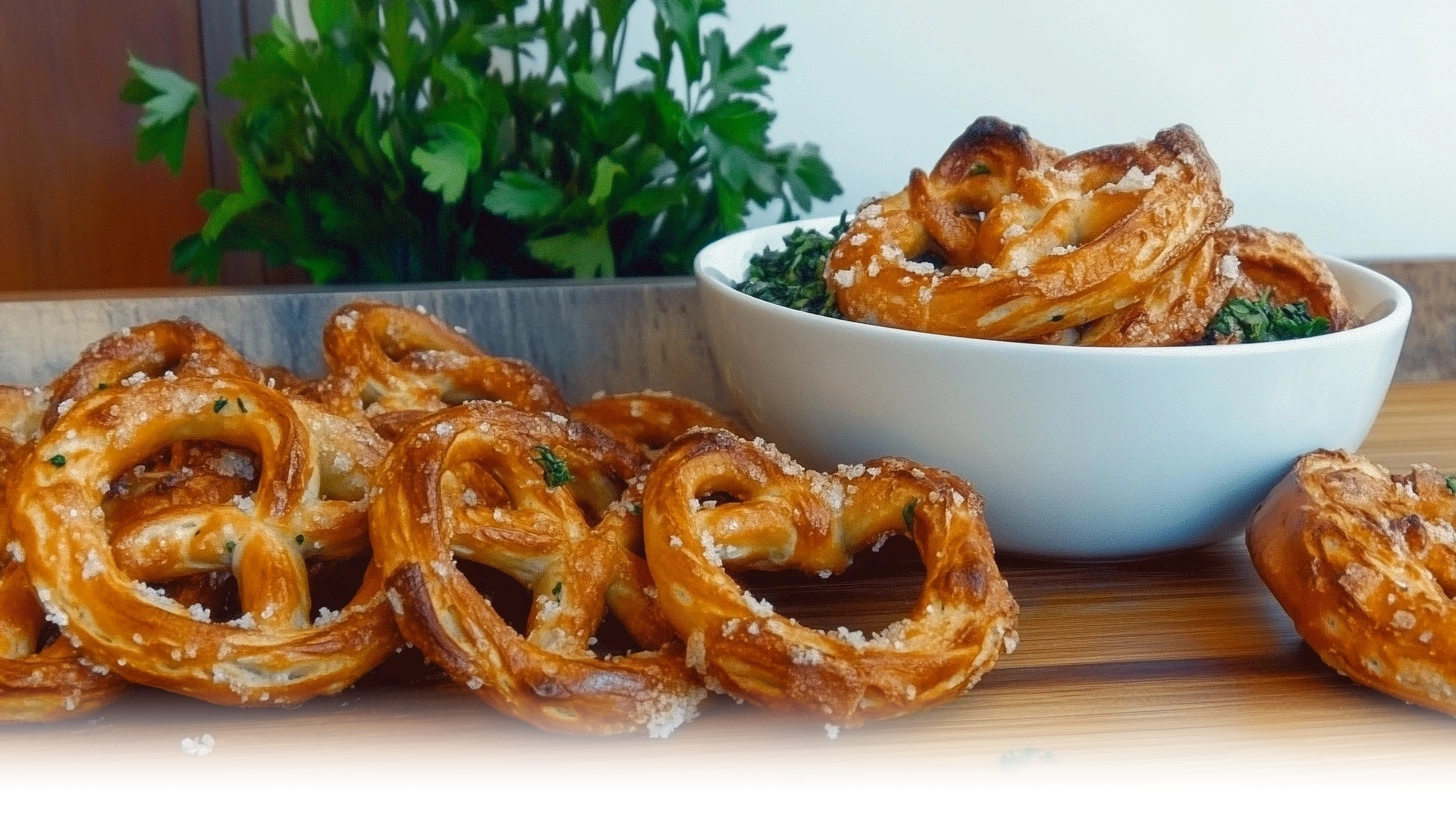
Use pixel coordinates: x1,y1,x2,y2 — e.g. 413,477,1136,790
1445,475,1456,495
482,172,565,220
48,454,66,468
902,498,918,532
120,55,199,173
295,534,306,544
551,582,563,601
225,540,237,553
411,122,483,204
995,746,1054,769
629,502,643,515
532,445,573,488
739,214,849,317
1205,289,1331,344
969,162,991,176
213,398,229,413
528,226,616,279
237,397,248,414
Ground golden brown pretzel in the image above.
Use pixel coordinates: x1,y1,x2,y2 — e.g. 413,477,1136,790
1247,450,1456,715
825,117,1231,341
301,301,568,423
570,391,749,455
369,402,707,736
8,375,402,706
0,386,128,721
643,430,1019,726
45,319,263,430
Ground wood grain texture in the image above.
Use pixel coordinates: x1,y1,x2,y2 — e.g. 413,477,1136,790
1,382,1454,776
0,0,214,291
1362,258,1456,382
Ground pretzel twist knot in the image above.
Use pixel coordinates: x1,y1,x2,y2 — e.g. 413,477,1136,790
643,430,1019,726
1248,450,1456,715
825,117,1231,341
302,302,568,426
8,375,401,706
369,402,706,736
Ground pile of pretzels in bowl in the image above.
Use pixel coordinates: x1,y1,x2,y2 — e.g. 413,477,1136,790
824,116,1357,345
0,301,1019,735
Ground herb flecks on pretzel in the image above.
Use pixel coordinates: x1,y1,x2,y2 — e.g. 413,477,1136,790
643,429,1018,727
8,375,401,706
370,402,706,737
825,117,1231,341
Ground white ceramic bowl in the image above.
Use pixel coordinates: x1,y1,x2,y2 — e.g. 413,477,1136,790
694,217,1411,560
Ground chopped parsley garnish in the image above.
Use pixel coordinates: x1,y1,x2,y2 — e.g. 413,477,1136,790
551,582,563,601
738,213,849,318
96,383,109,390
969,162,991,176
902,499,918,531
531,445,572,488
995,746,1054,769
1205,289,1331,344
237,397,248,414
295,534,306,544
48,454,66,467
629,502,643,515
1445,475,1456,495
212,397,229,413
225,540,236,553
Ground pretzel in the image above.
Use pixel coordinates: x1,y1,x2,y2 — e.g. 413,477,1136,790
0,386,129,721
45,319,263,430
301,301,568,425
8,375,402,706
1248,450,1456,714
824,117,1231,341
643,429,1019,726
1212,226,1358,337
570,392,749,455
369,402,706,736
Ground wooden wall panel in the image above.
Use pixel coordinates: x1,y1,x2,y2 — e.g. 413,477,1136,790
0,0,214,291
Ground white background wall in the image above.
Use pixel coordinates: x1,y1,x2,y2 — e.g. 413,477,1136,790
283,0,1456,258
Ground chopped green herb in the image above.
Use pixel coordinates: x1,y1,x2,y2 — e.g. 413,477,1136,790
551,582,563,601
903,499,918,531
995,746,1054,769
295,534,306,545
969,162,992,176
629,503,643,516
738,214,849,318
96,383,109,390
1445,475,1456,495
48,454,66,468
1050,314,1064,322
531,445,573,488
225,540,236,553
1205,289,1331,344
237,397,247,414
212,397,229,413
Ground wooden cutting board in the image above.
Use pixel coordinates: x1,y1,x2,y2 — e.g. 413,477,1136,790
2,378,1456,792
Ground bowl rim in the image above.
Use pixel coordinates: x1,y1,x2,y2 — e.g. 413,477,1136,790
694,216,1412,360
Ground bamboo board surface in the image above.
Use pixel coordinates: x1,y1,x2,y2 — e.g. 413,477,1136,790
3,380,1455,785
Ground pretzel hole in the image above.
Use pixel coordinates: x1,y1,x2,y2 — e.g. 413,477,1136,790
453,559,534,636
586,609,638,658
733,534,924,634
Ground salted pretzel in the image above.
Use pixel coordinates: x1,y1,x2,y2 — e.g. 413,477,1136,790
570,391,749,456
44,319,263,430
1248,450,1456,715
0,385,128,722
370,402,706,736
643,429,1019,726
8,375,402,706
825,117,1231,341
301,301,568,428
